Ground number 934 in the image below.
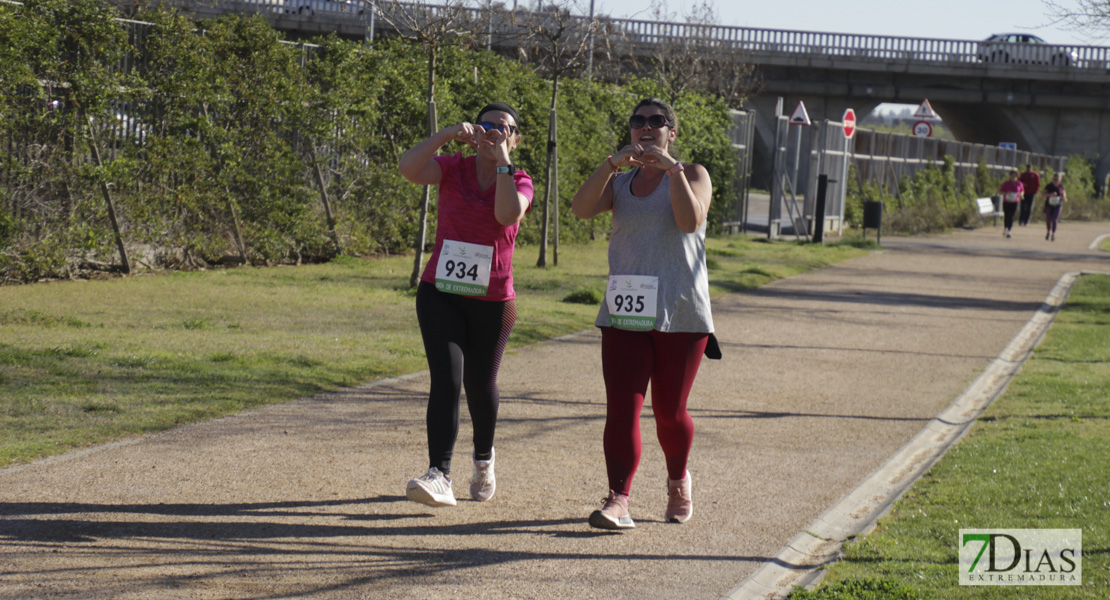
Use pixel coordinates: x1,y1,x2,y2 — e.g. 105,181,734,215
443,260,479,281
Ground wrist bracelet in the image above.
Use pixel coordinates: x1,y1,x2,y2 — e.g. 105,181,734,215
667,162,685,176
606,155,619,171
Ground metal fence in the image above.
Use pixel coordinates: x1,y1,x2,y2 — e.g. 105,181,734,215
727,109,756,226
750,118,1069,240
849,130,1067,199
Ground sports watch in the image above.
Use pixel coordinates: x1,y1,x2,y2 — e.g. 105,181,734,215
496,164,515,175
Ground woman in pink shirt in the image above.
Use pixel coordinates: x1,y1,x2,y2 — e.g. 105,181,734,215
998,169,1024,238
398,103,533,508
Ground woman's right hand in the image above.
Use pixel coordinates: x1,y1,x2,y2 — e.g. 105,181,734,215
610,144,646,169
449,123,481,149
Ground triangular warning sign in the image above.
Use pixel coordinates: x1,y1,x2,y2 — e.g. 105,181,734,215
914,99,938,120
789,101,811,126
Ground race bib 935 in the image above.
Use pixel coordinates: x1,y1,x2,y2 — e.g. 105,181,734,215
606,275,659,330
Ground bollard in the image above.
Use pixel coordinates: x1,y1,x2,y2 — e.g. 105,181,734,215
862,200,883,244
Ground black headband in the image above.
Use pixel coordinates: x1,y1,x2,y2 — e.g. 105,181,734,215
475,102,521,131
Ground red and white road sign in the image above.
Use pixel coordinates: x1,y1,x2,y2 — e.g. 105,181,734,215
789,101,811,126
842,108,856,139
913,120,933,138
914,99,938,120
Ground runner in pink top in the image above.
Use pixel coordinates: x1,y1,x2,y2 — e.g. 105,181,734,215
420,151,533,301
999,170,1024,238
398,103,533,508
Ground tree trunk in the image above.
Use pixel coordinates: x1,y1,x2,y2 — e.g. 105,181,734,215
223,185,250,266
410,48,438,288
311,145,341,255
83,115,130,274
551,105,559,266
536,76,560,268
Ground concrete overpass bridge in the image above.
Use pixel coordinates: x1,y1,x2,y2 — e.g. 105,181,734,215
601,18,1110,185
168,1,1110,184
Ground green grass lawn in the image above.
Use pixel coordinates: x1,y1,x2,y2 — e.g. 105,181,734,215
0,236,867,467
788,274,1110,600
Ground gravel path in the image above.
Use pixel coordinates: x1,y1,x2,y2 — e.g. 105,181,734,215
2,222,1107,600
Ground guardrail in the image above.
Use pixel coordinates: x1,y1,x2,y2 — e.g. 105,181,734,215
8,0,1107,71
260,1,1110,71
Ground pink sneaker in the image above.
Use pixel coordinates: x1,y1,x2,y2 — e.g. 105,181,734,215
665,471,693,523
589,490,634,529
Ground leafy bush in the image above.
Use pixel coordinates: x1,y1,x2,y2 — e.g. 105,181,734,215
1050,154,1110,221
0,2,740,282
846,151,1108,234
786,576,922,600
562,286,603,304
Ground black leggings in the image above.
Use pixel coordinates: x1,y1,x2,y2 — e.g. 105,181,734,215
1003,202,1018,229
415,281,515,476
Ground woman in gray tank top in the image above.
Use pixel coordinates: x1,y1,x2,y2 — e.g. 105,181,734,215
571,98,717,530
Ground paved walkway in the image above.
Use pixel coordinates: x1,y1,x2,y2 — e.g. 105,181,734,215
1,223,1108,600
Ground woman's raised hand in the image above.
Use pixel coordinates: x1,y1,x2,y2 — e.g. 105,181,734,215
451,123,481,148
477,125,512,165
637,145,679,172
611,145,646,169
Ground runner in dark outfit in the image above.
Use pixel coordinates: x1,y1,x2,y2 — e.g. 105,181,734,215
398,103,533,507
1041,172,1066,242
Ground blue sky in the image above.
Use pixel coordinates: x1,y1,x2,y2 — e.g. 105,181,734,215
593,0,1101,47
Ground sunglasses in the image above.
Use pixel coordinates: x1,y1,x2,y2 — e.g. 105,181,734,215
629,114,671,129
479,121,518,135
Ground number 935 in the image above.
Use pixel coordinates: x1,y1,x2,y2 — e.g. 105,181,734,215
613,294,645,314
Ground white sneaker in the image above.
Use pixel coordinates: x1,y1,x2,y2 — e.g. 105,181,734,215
469,447,496,502
406,467,456,507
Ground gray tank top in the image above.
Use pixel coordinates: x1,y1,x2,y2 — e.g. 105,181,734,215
594,168,714,333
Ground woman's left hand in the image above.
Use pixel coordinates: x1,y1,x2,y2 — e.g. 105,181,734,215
477,126,512,166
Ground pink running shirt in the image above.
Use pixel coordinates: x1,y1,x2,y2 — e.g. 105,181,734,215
420,153,534,301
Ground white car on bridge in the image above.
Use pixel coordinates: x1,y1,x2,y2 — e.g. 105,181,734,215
977,33,1078,66
284,0,364,17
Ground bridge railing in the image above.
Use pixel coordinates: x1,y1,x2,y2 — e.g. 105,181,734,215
590,16,1110,68
254,1,1110,71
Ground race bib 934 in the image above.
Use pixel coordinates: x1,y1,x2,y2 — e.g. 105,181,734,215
435,240,494,296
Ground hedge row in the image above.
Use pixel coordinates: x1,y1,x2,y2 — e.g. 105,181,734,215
0,0,737,282
845,154,1107,234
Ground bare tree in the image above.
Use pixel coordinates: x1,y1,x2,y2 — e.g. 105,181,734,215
645,0,757,108
520,0,597,267
1045,0,1110,40
372,0,480,286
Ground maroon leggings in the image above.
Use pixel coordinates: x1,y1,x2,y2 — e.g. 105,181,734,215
600,327,708,496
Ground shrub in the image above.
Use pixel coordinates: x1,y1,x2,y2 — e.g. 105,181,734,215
786,577,921,600
0,2,739,282
562,286,603,304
